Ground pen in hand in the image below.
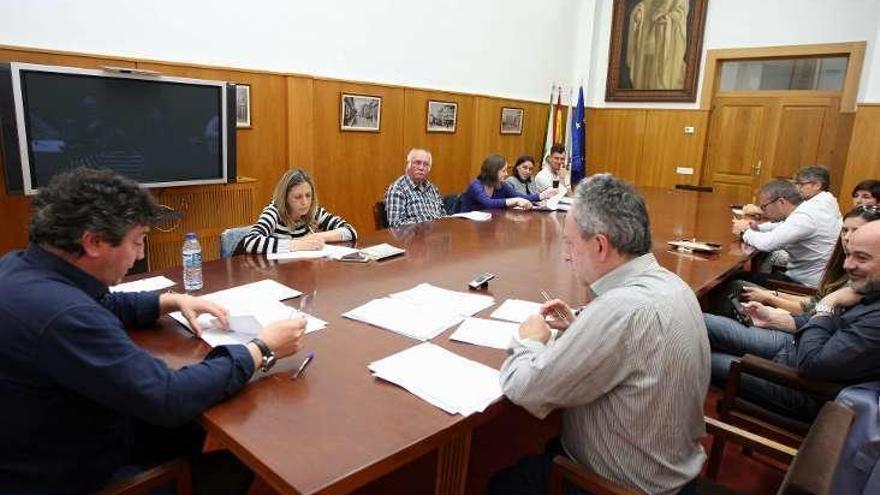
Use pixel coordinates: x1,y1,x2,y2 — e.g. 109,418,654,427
292,352,315,380
540,289,570,325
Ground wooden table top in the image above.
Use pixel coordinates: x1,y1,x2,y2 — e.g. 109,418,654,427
132,187,750,495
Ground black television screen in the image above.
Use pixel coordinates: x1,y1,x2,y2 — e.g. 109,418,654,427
0,63,236,194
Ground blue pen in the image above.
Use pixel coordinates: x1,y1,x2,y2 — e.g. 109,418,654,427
292,352,315,380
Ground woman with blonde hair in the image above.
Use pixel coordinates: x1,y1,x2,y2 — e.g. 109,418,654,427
241,168,356,254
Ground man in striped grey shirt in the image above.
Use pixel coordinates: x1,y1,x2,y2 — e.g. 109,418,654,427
490,175,710,495
384,148,446,228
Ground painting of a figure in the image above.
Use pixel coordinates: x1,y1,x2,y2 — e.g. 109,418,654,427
606,0,708,102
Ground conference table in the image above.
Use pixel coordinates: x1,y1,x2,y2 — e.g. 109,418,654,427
132,188,753,495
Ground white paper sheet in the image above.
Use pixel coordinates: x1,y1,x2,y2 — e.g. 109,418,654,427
489,298,543,323
450,211,492,221
449,317,519,350
368,342,502,415
389,283,495,317
343,298,462,341
110,276,176,293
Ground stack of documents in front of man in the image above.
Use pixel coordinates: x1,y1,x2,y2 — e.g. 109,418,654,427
369,342,502,415
168,279,326,346
343,283,495,341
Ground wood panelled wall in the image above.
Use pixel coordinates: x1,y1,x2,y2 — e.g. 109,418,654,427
585,108,709,189
840,104,880,211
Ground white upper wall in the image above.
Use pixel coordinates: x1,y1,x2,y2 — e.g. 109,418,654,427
578,0,880,108
0,0,579,103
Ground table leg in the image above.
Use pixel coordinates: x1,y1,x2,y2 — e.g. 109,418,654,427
434,430,472,495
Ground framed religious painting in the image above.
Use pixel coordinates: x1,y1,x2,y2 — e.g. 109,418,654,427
605,0,709,102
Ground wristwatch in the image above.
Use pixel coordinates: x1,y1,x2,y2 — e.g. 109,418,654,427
249,338,277,372
813,303,835,317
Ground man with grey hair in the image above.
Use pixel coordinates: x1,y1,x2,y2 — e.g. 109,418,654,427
384,148,446,227
733,176,841,287
490,174,710,495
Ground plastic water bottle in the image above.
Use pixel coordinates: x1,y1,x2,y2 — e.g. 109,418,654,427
182,232,203,291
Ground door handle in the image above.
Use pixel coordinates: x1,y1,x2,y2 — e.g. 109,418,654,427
752,160,763,176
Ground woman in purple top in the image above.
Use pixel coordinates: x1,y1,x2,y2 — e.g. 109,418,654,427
457,154,556,213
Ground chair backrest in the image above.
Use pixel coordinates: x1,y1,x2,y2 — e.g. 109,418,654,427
442,194,460,215
778,402,854,495
219,226,250,258
373,201,389,229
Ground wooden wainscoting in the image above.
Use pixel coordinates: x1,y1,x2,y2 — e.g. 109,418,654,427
839,104,880,212
586,108,708,189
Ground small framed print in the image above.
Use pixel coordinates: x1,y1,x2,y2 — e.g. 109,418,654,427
341,93,381,132
426,100,457,133
235,84,251,128
500,107,524,135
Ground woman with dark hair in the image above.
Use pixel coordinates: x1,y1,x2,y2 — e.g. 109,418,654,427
457,154,555,213
852,179,880,206
241,168,357,254
504,155,538,196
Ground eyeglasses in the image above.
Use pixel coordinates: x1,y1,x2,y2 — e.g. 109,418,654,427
759,197,781,210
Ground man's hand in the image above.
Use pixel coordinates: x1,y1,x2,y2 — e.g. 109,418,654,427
819,287,862,309
160,293,229,336
732,218,753,235
539,298,574,331
518,314,552,344
742,301,796,331
258,318,306,359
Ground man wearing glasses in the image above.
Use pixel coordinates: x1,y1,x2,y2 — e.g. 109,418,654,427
733,171,841,287
384,148,446,228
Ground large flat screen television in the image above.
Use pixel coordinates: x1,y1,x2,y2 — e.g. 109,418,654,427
0,62,237,195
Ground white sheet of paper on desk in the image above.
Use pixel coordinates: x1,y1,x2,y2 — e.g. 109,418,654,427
267,249,327,260
110,276,176,293
450,317,519,350
489,299,543,323
173,303,326,347
343,297,462,341
368,342,502,416
389,283,495,317
558,196,573,205
233,279,302,300
450,211,492,222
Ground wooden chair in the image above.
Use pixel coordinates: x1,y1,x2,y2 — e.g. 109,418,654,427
549,402,854,495
707,354,846,479
92,457,192,495
763,278,818,297
373,200,389,229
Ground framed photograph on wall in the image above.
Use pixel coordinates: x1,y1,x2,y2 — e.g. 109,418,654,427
426,100,457,133
500,107,524,135
235,84,252,128
605,0,709,102
341,93,382,132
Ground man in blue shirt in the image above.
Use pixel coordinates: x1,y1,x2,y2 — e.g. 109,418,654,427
0,168,306,494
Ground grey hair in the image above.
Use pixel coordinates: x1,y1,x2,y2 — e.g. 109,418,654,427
760,179,803,205
405,148,432,167
796,165,831,191
571,174,652,257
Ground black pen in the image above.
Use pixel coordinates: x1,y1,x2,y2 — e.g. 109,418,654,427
292,352,315,380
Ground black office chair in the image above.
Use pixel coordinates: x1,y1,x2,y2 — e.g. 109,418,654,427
675,184,714,193
373,201,389,229
442,194,460,215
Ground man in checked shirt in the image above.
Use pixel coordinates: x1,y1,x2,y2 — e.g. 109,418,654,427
384,148,446,227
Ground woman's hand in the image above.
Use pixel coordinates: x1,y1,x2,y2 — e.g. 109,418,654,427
292,236,325,251
539,188,557,201
740,286,775,305
507,197,533,209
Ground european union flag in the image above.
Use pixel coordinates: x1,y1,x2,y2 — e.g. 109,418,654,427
570,86,586,186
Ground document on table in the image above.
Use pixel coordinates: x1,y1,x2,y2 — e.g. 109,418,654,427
343,298,463,341
449,317,519,350
450,211,492,222
489,298,543,323
389,283,495,317
368,342,502,416
266,244,360,261
110,276,176,293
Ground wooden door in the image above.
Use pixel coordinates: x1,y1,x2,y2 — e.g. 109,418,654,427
704,96,840,203
704,97,772,203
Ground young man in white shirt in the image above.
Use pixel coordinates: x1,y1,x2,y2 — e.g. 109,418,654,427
533,143,570,194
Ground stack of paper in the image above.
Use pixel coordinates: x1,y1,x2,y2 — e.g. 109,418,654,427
267,244,360,261
490,298,543,323
343,283,495,341
449,317,519,350
451,211,492,221
369,342,502,416
168,279,326,347
359,243,406,260
111,276,176,293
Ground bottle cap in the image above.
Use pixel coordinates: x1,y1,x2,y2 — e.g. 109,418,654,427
185,232,196,239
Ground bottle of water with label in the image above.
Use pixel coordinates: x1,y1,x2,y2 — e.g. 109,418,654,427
182,232,203,291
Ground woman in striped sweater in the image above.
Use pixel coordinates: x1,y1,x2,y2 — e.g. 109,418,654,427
241,168,357,254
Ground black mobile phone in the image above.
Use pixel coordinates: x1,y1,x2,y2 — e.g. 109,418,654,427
728,295,754,327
